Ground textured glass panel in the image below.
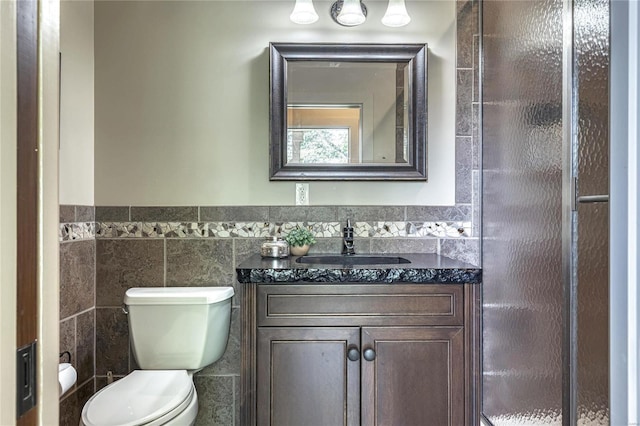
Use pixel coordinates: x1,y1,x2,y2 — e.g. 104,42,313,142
482,0,564,424
576,204,609,425
576,0,610,197
575,0,610,424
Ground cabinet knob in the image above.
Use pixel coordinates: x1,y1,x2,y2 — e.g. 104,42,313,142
347,347,360,361
363,348,376,361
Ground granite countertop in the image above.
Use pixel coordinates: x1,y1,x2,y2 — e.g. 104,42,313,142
235,253,481,284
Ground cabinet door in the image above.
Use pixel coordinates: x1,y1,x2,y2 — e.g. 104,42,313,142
361,327,465,426
257,327,360,426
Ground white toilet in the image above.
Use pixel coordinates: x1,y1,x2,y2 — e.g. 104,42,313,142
80,286,234,426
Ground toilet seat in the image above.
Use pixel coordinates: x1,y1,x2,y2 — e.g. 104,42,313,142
81,370,194,426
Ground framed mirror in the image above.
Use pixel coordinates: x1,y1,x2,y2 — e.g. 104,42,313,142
269,43,428,181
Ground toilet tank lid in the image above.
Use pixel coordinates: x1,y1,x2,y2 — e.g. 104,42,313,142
124,287,234,305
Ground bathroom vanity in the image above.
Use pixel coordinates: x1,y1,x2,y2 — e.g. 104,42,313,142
236,254,481,426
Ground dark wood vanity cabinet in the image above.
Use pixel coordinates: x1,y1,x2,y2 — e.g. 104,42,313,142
360,326,465,426
242,284,479,426
257,327,361,426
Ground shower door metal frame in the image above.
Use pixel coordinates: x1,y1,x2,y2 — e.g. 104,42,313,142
564,1,612,424
561,0,577,424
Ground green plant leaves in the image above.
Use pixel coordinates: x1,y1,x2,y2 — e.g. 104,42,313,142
285,226,316,247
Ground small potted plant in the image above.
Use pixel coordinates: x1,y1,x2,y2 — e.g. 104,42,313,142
285,226,316,256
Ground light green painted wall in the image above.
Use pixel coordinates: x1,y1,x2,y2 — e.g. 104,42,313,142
60,0,95,205
94,0,456,205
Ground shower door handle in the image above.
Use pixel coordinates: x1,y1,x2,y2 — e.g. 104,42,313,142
571,178,609,210
577,195,609,203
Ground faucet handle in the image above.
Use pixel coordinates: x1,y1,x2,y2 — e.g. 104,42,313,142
342,219,356,255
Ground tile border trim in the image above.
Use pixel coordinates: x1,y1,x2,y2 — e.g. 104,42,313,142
91,221,471,239
59,222,96,242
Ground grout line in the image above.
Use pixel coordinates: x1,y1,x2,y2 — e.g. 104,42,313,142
59,305,96,323
195,373,241,377
92,308,96,392
58,376,93,403
72,316,77,373
233,375,237,426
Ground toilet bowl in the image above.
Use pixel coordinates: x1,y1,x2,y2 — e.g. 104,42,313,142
80,370,197,426
80,286,234,426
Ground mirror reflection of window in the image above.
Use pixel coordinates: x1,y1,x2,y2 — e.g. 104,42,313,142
287,105,362,164
287,128,350,164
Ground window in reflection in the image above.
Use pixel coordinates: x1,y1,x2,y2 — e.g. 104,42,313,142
287,104,362,164
287,128,349,163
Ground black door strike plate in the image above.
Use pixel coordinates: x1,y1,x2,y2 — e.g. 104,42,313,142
16,341,36,418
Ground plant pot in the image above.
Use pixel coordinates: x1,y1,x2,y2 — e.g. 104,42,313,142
290,244,310,256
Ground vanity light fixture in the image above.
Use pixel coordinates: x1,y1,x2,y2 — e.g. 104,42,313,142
290,0,319,25
331,0,367,27
291,0,410,28
381,0,411,27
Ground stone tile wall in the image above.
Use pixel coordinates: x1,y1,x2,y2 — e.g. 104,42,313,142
59,205,96,426
91,204,478,425
456,0,481,244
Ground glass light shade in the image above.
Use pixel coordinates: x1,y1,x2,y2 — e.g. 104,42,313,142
381,0,411,27
290,0,319,25
337,0,366,26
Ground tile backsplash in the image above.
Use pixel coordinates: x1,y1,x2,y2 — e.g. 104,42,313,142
87,204,478,263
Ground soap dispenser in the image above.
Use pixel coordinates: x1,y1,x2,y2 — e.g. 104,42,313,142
261,236,290,258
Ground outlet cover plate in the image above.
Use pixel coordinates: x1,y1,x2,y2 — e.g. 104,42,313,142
295,183,309,205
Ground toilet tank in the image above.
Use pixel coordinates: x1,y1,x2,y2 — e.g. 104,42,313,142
124,287,234,370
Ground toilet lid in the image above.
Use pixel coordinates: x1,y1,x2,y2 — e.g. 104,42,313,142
81,370,192,426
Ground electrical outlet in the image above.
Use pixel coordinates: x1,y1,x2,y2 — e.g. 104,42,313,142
295,183,309,205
